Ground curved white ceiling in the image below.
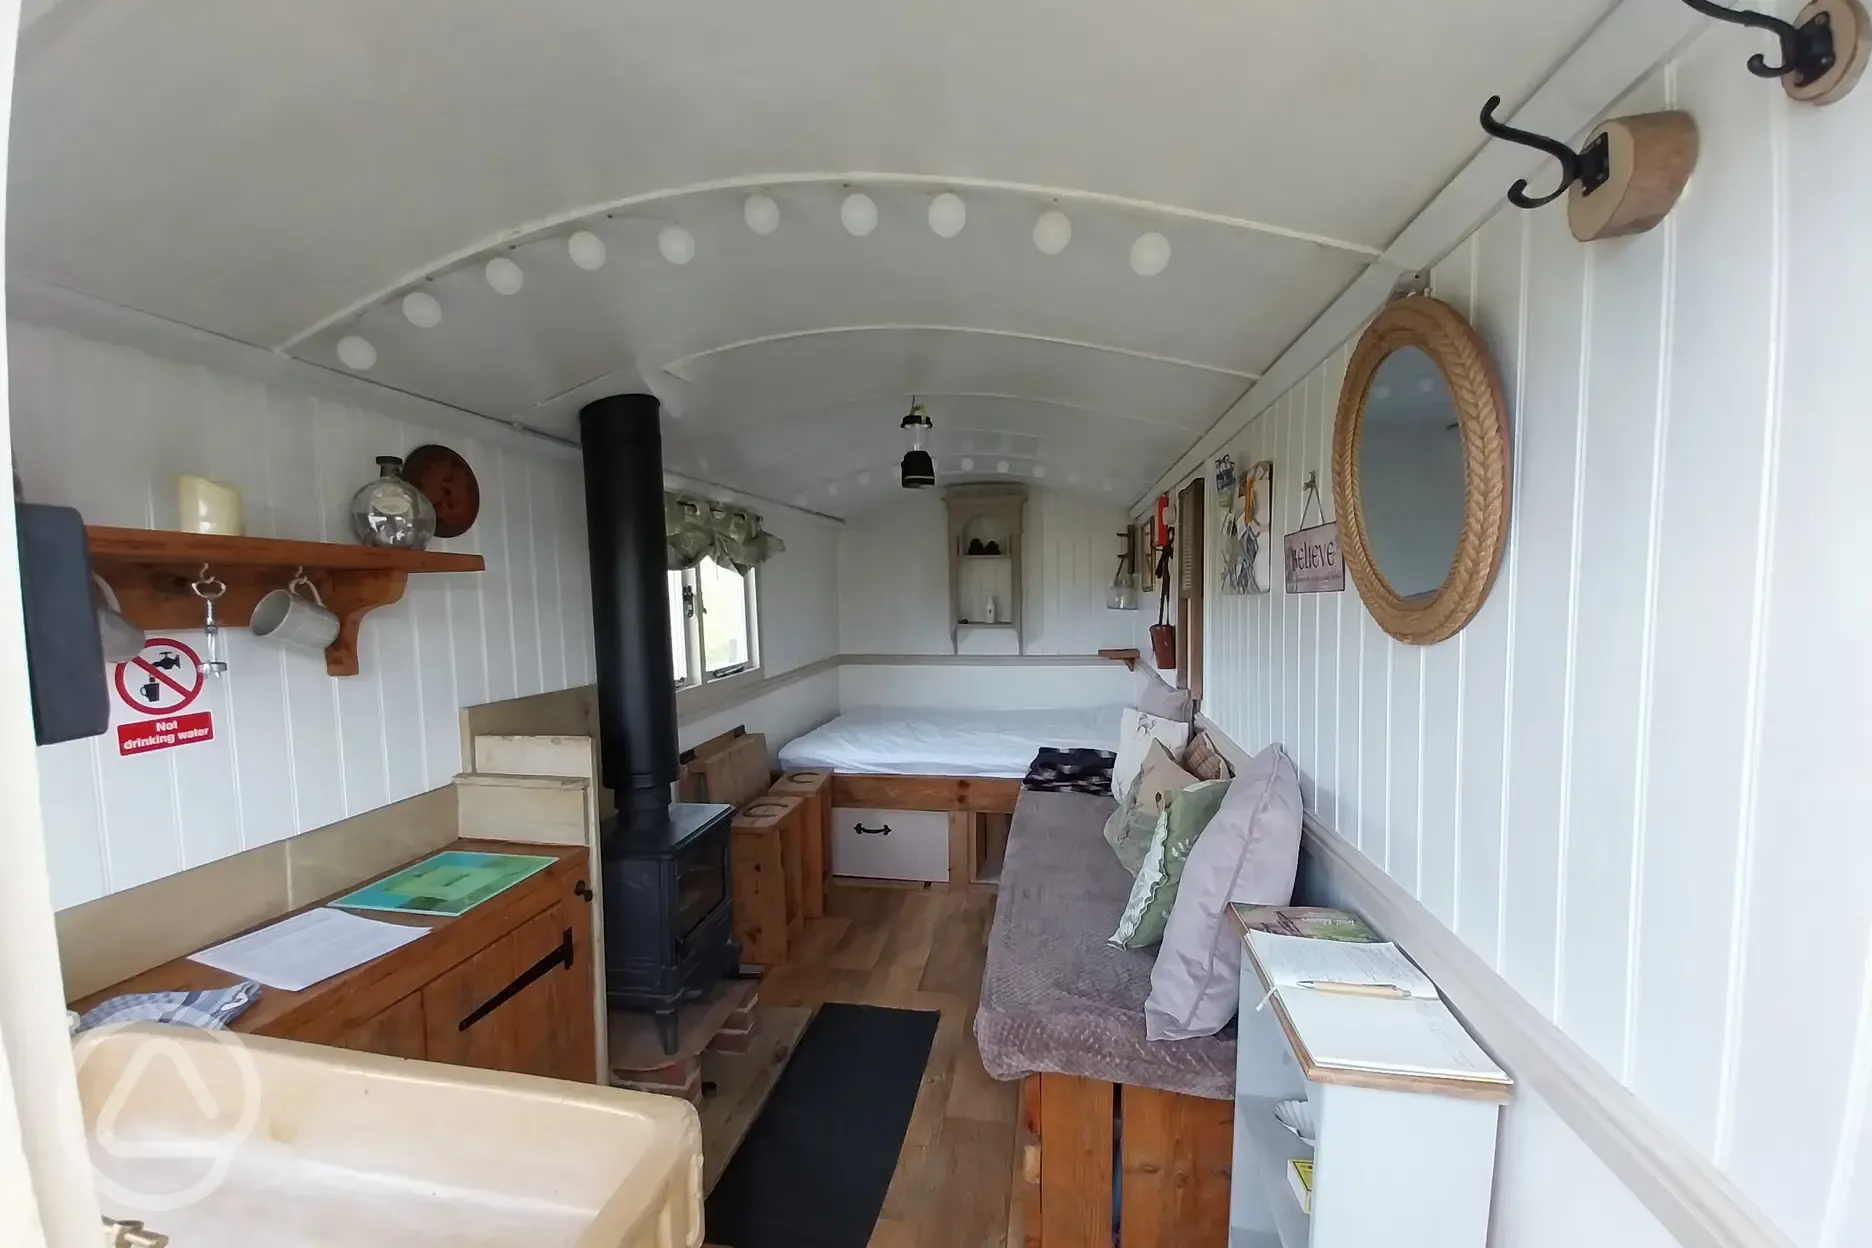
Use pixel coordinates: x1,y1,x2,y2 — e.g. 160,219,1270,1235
7,0,1618,514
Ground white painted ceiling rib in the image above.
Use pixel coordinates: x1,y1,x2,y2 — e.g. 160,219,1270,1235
6,0,1625,517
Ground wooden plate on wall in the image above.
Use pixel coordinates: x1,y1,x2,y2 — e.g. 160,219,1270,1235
403,444,480,538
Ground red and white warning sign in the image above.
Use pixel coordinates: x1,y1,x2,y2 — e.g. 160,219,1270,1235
113,638,214,756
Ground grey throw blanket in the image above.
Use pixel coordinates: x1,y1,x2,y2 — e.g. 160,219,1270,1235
974,790,1236,1100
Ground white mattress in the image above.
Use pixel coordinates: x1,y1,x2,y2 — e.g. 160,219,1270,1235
778,705,1124,779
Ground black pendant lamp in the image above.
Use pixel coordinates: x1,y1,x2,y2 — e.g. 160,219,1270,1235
900,400,934,489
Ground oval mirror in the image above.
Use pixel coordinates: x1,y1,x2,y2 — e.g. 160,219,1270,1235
1332,296,1509,645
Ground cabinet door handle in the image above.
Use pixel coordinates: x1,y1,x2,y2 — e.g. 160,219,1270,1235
459,928,574,1032
574,880,594,902
854,823,892,836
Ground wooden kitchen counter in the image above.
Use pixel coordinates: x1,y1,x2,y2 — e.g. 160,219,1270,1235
72,838,599,1083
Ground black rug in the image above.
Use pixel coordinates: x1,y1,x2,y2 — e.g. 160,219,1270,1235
705,1002,940,1248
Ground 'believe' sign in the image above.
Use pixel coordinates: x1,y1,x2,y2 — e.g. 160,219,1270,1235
1283,522,1344,594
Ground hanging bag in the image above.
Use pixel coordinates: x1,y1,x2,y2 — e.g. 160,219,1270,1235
1149,535,1177,670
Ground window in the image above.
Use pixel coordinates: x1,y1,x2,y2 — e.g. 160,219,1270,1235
668,558,757,688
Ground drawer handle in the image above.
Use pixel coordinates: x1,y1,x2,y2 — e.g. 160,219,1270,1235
574,880,594,902
459,928,573,1032
854,823,892,836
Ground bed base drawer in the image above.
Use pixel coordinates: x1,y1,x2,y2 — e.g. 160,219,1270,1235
830,806,950,882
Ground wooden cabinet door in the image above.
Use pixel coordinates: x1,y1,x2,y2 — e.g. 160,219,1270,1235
511,899,598,1083
332,992,427,1060
422,933,519,1071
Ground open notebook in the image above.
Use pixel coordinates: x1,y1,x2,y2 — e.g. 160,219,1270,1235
1248,932,1508,1085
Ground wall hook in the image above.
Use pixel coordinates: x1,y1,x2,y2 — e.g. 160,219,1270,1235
1478,96,1611,209
1681,0,1830,80
1680,0,1870,103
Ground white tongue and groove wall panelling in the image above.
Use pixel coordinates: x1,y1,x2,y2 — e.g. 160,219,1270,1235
10,320,596,909
1196,28,1872,1246
837,486,1140,657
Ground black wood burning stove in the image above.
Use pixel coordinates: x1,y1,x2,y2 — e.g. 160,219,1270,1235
600,800,738,1051
580,394,741,1054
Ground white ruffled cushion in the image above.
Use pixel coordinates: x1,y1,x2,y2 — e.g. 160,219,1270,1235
1112,708,1191,799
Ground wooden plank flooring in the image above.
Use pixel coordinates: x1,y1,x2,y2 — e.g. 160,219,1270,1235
757,882,1019,1248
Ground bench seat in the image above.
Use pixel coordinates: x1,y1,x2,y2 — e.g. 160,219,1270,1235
975,788,1235,1099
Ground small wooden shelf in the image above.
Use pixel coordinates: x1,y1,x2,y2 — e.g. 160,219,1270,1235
956,621,1017,628
1098,647,1143,671
86,526,485,677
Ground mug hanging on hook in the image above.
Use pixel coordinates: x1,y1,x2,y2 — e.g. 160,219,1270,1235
1678,0,1869,104
1478,96,1698,242
252,569,340,655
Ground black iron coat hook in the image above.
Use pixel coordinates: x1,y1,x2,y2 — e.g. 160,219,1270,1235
1679,0,1838,85
1478,96,1611,210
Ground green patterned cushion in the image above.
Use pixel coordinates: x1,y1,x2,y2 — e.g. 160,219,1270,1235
1108,778,1233,949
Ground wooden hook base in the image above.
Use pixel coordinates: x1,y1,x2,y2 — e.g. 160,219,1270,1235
1567,111,1700,242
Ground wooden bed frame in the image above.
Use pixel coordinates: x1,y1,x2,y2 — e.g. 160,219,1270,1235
829,772,1021,887
1020,1072,1234,1247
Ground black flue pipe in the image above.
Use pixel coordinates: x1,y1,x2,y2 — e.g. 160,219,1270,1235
579,394,678,829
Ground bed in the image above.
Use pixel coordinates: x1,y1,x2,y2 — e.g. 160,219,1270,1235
777,704,1123,778
778,705,1125,886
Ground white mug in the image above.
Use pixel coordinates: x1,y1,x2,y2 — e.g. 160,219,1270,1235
251,575,338,652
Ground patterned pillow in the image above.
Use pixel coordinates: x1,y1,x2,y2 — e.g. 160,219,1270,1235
1113,708,1192,798
1109,778,1233,949
1104,741,1197,874
1182,730,1235,782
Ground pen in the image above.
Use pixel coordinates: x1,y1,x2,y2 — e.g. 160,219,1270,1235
1296,980,1414,999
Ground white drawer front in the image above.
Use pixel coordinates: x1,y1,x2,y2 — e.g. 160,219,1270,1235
830,807,950,882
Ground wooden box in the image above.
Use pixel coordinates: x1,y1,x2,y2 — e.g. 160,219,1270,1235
731,796,806,967
767,769,830,917
678,728,770,807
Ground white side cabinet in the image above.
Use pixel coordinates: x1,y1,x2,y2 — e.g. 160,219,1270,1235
1230,927,1509,1248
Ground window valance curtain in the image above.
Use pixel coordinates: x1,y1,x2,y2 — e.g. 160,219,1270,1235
665,492,785,574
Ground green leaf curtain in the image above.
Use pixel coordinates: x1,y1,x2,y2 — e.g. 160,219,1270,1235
665,492,786,574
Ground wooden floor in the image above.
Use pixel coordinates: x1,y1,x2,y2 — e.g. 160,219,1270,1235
757,881,1019,1248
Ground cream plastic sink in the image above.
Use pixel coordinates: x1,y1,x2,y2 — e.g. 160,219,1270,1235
73,1025,703,1247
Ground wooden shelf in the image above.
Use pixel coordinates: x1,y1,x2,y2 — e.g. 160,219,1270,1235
86,526,485,677
1098,647,1143,671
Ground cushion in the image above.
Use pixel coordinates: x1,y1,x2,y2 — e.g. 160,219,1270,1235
1182,730,1235,782
1113,707,1191,799
1145,743,1303,1041
1109,778,1232,949
1103,741,1198,874
1134,677,1196,724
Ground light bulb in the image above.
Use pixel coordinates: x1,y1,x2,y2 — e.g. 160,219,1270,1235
567,230,608,271
658,226,696,265
744,193,780,235
928,192,966,238
1130,231,1172,276
996,460,1010,474
485,256,524,295
336,335,377,371
841,192,878,237
960,457,975,471
1034,210,1072,255
401,291,442,328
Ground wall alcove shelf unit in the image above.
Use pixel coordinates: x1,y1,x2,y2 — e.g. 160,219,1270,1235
945,484,1027,656
85,526,485,676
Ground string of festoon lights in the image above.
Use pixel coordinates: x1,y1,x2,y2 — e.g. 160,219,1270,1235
332,189,1172,372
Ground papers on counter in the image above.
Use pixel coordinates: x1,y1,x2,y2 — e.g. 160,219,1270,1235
190,907,429,992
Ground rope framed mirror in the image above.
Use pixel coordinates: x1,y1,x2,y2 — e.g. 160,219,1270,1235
1331,295,1510,645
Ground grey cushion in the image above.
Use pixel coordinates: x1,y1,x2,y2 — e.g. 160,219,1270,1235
976,789,1236,1100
